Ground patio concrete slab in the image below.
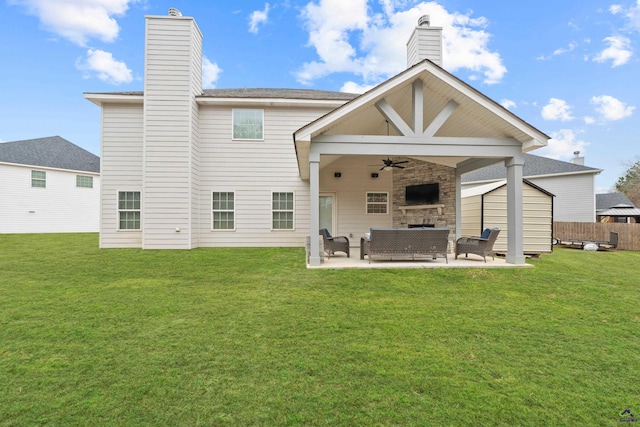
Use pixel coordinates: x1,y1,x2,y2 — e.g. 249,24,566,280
307,253,533,269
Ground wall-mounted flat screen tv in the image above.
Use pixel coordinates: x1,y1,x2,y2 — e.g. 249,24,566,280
405,182,439,205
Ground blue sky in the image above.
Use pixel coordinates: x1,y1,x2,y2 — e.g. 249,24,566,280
1,0,639,191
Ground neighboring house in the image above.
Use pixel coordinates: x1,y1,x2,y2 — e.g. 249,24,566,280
461,179,554,254
84,11,550,265
596,192,640,223
462,152,602,222
0,136,100,233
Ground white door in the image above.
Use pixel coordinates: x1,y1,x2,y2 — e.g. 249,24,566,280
319,193,336,235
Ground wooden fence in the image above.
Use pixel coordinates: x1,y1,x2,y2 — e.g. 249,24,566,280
553,222,640,251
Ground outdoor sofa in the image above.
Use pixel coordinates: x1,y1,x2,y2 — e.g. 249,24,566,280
360,227,449,263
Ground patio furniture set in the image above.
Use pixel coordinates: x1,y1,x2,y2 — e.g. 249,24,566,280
320,227,501,263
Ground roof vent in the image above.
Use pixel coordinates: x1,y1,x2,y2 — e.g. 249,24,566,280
168,8,182,17
418,15,430,27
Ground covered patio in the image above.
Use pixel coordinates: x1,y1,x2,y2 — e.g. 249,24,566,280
308,253,533,269
294,60,549,267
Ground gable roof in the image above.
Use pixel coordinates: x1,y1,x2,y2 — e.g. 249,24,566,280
596,192,636,210
462,153,601,183
293,59,550,178
0,136,100,173
462,179,555,198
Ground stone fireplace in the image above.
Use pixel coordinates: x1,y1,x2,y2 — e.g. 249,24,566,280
391,158,456,236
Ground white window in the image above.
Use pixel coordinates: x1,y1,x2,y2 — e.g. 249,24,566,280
118,191,141,230
212,192,235,230
233,109,264,140
76,175,93,188
366,192,388,214
272,192,294,230
31,170,46,188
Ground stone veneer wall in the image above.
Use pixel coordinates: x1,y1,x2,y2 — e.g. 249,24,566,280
391,158,456,238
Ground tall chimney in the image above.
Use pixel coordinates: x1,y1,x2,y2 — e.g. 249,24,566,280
142,12,202,249
571,151,585,166
407,15,443,67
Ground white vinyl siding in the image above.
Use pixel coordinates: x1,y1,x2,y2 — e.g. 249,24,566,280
366,192,388,214
31,170,46,188
232,109,264,140
212,191,235,230
118,191,141,230
99,103,144,247
196,105,334,247
143,16,202,249
76,175,93,188
527,175,596,222
272,192,294,230
0,164,99,234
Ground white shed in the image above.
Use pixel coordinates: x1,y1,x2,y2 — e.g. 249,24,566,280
461,179,554,254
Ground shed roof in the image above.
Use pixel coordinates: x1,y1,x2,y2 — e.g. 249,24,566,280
461,153,601,183
462,179,555,198
0,136,100,173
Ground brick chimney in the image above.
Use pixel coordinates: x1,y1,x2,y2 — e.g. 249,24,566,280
407,15,443,67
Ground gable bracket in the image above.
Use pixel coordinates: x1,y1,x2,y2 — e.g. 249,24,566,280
424,100,458,137
375,99,414,136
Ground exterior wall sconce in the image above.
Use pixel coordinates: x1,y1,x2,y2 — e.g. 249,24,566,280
371,173,379,178
334,172,342,178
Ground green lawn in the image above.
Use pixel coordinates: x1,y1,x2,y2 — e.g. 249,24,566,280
1,233,639,426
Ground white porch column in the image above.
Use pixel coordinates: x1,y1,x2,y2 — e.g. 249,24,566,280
309,152,321,266
506,156,525,264
455,170,462,240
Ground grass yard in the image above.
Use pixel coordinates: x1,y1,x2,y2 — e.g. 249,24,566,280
1,233,639,426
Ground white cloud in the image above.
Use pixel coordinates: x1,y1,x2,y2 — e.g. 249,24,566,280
340,81,376,94
249,3,270,34
77,49,132,85
591,95,635,121
536,129,589,160
9,0,136,46
202,57,222,89
500,99,516,110
541,98,574,121
584,116,596,124
296,1,506,86
610,4,623,15
611,0,640,31
538,41,578,60
593,35,632,67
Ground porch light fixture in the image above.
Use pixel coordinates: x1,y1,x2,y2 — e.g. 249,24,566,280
334,172,342,178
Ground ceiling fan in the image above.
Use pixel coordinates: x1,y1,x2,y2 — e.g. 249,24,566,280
373,157,409,171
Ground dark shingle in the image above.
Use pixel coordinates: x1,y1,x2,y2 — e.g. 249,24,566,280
596,192,635,210
462,153,601,182
0,136,100,173
95,88,358,101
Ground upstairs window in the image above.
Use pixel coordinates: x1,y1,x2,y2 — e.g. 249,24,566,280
76,175,93,188
118,191,141,230
212,192,235,230
233,109,264,140
31,170,46,188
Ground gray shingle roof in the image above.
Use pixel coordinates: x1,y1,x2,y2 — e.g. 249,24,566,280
91,88,358,102
0,136,100,173
596,192,636,210
462,153,601,182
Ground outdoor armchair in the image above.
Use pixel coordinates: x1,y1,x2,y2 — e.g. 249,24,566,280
455,228,500,263
319,228,350,258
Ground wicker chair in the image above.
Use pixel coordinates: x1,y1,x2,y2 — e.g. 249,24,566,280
319,228,350,258
455,228,500,263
